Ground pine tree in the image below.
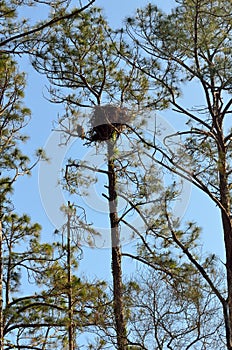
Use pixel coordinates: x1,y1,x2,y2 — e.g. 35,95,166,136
22,2,232,347
29,7,152,349
0,0,96,54
123,0,232,347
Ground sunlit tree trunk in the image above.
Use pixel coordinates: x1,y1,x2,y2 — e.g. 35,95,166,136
215,106,232,349
67,202,75,350
107,139,127,350
0,220,3,350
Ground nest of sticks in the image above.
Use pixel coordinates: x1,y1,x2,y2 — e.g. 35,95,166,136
89,105,131,142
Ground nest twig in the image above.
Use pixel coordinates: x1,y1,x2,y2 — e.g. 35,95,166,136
89,105,132,142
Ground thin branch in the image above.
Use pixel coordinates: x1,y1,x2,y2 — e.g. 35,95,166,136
122,252,174,280
0,0,95,49
164,203,225,305
125,124,227,215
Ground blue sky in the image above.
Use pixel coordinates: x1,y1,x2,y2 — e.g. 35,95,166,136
13,0,225,282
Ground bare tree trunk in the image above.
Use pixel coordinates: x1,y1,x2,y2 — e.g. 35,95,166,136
222,212,232,350
67,203,75,350
107,140,127,350
214,100,232,349
218,149,232,349
0,220,3,350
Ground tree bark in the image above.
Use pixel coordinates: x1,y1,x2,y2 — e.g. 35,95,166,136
67,203,75,350
107,140,127,350
0,220,3,350
222,211,232,350
218,149,232,349
213,95,232,349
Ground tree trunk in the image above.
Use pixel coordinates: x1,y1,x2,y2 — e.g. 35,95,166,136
107,140,127,350
216,116,232,349
218,154,232,349
0,220,3,350
67,203,75,350
222,211,232,350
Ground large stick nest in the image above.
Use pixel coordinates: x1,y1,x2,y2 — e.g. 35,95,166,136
89,105,132,142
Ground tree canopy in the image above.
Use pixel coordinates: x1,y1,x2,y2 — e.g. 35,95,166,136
0,0,232,349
